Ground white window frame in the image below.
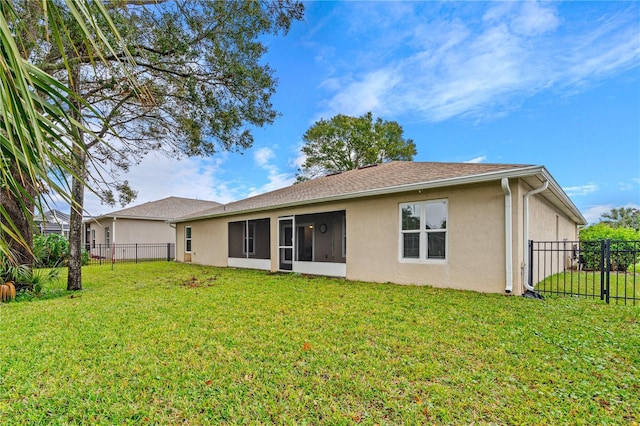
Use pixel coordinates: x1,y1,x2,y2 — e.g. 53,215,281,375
242,222,256,255
105,227,111,248
185,226,192,253
399,199,448,263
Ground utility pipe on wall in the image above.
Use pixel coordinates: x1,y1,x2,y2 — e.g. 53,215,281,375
523,180,549,291
501,178,513,293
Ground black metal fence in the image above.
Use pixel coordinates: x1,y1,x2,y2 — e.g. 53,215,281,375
529,240,639,305
86,243,175,265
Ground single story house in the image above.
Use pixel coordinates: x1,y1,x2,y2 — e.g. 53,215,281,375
34,209,71,237
84,196,220,259
172,162,586,295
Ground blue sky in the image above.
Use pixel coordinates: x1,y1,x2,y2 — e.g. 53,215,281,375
83,1,640,224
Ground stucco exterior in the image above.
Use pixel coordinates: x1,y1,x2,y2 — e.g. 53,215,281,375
88,217,175,246
84,196,220,259
175,178,582,295
172,162,585,295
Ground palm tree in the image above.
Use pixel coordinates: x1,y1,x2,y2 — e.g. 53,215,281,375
0,1,136,265
600,207,640,230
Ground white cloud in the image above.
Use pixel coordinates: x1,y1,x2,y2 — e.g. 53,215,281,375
619,178,640,191
318,2,639,122
77,152,237,217
254,147,275,167
320,69,402,119
563,183,599,197
509,1,560,36
465,156,487,164
582,204,614,224
246,147,296,198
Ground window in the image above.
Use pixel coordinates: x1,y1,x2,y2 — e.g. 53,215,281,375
185,226,192,252
243,222,255,255
105,227,110,248
400,200,447,261
91,229,96,249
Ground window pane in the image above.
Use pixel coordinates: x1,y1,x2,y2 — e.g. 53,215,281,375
427,232,446,259
401,204,421,230
402,233,420,258
186,240,192,252
185,227,192,238
425,201,447,230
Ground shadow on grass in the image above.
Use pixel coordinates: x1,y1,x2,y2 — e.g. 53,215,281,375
13,288,79,303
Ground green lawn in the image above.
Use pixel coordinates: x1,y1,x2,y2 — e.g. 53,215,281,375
535,270,640,303
1,262,638,424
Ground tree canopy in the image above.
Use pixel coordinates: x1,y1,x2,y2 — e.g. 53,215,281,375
296,112,416,181
5,0,304,290
599,207,640,230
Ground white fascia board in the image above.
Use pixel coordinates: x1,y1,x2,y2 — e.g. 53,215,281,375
87,215,169,223
538,168,587,225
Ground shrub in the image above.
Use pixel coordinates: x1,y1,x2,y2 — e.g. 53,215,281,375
33,234,69,267
33,234,90,267
579,224,640,271
0,251,60,295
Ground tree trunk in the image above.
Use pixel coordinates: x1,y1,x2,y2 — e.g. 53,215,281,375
67,156,85,291
0,164,35,266
66,63,86,291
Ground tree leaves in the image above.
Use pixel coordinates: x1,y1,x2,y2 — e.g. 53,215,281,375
297,112,417,181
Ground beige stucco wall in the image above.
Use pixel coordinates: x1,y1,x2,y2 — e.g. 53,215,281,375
175,178,580,295
516,180,579,289
176,218,228,265
346,182,509,293
89,218,175,245
177,182,510,294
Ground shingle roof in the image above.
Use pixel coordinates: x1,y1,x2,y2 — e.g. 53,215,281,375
92,196,221,221
176,161,536,221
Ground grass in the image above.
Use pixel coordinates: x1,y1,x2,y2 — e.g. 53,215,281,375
1,262,638,424
536,269,640,304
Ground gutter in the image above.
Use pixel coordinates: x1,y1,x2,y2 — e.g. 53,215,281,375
173,166,546,223
501,178,513,293
523,180,549,292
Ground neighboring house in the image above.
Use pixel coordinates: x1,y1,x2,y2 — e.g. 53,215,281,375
172,161,586,296
34,209,71,237
85,196,221,259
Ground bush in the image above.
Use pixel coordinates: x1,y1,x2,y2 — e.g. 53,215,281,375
33,234,69,267
0,252,60,294
579,224,640,271
33,234,90,267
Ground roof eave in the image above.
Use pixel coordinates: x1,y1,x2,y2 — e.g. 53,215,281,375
174,165,570,223
538,168,588,225
85,215,171,223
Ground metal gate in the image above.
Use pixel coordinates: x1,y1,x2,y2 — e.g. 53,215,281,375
529,239,639,305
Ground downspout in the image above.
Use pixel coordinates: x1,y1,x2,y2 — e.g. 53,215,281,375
523,180,549,292
501,178,513,293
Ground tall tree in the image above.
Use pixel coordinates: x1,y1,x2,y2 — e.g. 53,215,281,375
15,0,303,290
296,112,417,181
600,207,640,230
1,0,138,265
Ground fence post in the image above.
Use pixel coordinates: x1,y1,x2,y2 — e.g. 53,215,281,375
528,240,534,289
167,243,171,262
600,239,612,304
135,243,138,264
604,239,611,304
